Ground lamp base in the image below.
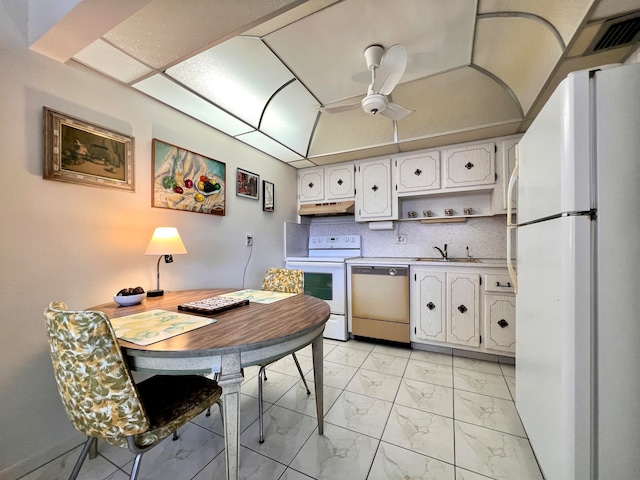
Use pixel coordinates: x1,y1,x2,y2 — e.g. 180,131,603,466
146,289,164,297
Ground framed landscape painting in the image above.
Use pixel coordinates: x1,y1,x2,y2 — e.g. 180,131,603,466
43,107,134,192
236,168,259,200
152,139,226,216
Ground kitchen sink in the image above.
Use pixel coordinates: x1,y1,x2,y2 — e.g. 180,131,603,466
415,258,482,263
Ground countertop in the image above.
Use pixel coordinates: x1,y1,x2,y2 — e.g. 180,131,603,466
346,257,509,268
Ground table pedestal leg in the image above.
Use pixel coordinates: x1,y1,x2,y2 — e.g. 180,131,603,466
218,353,244,480
311,334,324,434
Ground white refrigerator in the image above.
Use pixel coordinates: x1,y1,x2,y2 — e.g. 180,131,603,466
508,63,640,480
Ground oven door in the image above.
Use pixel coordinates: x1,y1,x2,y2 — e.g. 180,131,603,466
285,260,347,340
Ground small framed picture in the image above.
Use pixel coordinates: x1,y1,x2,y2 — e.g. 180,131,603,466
43,107,134,192
236,168,259,200
263,180,274,212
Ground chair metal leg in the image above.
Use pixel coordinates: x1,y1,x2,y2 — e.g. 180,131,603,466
88,436,98,459
172,430,179,441
129,453,143,480
258,365,266,443
69,437,95,480
217,398,224,427
292,353,311,395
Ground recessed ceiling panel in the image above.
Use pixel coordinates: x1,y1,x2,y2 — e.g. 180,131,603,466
261,81,320,156
104,0,301,68
474,16,563,114
166,37,294,129
394,67,522,141
264,0,476,105
132,74,253,137
236,131,303,162
73,39,153,83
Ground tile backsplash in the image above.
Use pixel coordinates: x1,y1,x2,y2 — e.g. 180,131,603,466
308,216,510,259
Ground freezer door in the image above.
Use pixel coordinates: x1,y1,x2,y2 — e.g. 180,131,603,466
517,70,591,223
516,215,591,480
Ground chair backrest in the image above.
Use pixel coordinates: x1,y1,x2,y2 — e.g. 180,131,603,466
262,268,304,294
44,301,149,443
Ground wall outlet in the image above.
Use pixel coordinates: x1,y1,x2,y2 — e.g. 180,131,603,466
396,234,407,244
245,234,253,246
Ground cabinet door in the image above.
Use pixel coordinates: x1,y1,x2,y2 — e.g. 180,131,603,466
444,142,495,188
356,158,395,220
447,273,480,347
325,163,355,201
396,151,440,194
298,167,324,203
484,295,516,353
413,271,446,342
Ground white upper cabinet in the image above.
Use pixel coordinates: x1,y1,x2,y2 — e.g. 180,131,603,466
355,158,396,221
325,163,355,201
395,151,440,194
298,167,324,203
444,142,496,188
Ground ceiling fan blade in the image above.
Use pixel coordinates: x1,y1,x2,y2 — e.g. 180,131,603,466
381,102,414,121
319,103,360,114
372,44,407,95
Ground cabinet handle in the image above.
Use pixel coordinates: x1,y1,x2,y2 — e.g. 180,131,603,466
372,185,378,191
465,162,474,170
458,304,467,313
495,282,512,288
414,168,422,176
337,178,343,185
498,319,509,328
308,182,314,188
426,302,436,310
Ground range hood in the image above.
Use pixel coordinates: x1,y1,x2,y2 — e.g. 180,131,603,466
297,201,355,217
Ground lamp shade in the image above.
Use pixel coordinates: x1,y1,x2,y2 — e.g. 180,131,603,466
144,227,188,255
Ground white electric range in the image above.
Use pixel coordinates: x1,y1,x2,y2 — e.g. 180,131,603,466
286,235,361,341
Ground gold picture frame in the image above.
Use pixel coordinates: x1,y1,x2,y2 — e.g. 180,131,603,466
43,107,134,192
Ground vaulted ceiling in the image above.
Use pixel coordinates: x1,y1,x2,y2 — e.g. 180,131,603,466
31,0,640,167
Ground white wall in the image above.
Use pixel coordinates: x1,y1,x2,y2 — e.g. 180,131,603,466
0,3,298,477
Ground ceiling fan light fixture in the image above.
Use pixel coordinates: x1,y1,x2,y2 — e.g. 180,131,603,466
362,93,386,115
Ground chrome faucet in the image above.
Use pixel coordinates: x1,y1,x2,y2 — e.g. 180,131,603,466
434,244,448,260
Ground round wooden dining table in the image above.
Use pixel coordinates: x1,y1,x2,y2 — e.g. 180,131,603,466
90,288,331,480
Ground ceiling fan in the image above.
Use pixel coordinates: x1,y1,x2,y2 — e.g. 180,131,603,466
321,44,414,121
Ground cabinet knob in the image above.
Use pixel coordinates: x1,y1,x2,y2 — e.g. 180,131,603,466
308,182,314,188
465,162,474,170
498,319,509,328
426,302,436,310
458,304,467,313
414,168,422,176
372,185,378,192
337,178,343,185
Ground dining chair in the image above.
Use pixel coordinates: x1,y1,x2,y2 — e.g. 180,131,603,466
44,301,223,480
258,268,311,442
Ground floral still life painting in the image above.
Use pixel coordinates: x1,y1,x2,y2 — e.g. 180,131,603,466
152,139,226,215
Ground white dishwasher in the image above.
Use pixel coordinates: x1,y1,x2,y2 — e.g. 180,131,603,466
351,265,410,343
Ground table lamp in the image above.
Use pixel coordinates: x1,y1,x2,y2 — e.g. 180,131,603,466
145,227,187,297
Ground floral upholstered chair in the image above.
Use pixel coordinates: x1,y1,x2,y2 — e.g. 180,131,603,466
257,268,311,442
44,301,222,480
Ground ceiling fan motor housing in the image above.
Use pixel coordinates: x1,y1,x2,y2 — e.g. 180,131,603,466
362,93,386,114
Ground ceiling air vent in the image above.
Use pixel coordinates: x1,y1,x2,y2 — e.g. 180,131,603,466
586,10,640,54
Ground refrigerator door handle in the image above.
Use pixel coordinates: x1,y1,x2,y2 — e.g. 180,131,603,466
506,145,519,293
507,226,518,293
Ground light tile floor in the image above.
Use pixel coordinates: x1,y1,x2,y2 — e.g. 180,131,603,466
21,339,543,480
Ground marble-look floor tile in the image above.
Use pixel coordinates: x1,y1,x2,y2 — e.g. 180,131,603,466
382,404,454,463
241,370,300,404
305,360,358,389
453,368,511,400
403,359,453,388
324,346,370,368
453,357,503,375
239,405,317,464
409,349,453,366
290,423,379,480
340,339,376,352
191,446,285,480
240,365,261,385
192,393,269,436
500,363,516,377
371,343,412,358
455,468,495,480
361,352,409,376
266,354,314,378
454,390,526,437
504,376,516,401
345,368,402,402
276,379,342,417
368,442,455,480
395,378,453,418
324,390,393,438
455,421,543,480
279,468,315,480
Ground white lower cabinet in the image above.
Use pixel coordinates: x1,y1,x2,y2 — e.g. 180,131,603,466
411,266,515,356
